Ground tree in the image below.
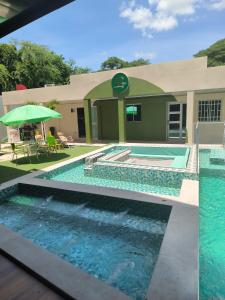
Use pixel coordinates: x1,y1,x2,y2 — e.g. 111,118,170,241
46,99,59,110
73,66,91,74
26,99,59,111
101,57,128,70
0,43,17,72
101,56,150,70
0,64,11,93
0,40,90,92
194,38,225,67
0,43,17,90
128,58,150,67
14,41,65,88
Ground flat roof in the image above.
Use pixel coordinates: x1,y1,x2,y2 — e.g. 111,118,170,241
0,0,75,38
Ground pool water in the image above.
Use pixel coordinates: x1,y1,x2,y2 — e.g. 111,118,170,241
0,188,171,300
199,150,225,299
42,161,181,197
108,146,190,169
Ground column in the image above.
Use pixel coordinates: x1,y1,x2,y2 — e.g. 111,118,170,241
186,91,195,145
84,99,92,144
118,97,126,143
3,105,10,142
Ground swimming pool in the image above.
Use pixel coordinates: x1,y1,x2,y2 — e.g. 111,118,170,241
107,146,190,169
38,145,195,198
40,159,181,196
199,149,225,299
0,184,171,300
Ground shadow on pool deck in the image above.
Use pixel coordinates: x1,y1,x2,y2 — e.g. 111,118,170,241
0,153,70,184
0,165,30,184
11,153,70,165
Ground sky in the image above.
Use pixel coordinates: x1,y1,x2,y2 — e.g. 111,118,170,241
1,0,225,71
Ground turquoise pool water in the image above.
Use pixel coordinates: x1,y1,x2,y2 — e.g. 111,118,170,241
38,145,192,197
0,186,171,300
200,149,225,299
108,146,190,169
41,161,181,197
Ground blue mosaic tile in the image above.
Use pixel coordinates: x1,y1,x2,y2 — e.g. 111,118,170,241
0,184,18,201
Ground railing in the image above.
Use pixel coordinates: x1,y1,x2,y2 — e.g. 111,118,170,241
195,122,199,174
224,121,225,148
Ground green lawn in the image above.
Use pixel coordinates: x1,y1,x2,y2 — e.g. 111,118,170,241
0,146,101,184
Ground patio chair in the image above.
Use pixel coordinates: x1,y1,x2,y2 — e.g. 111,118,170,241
57,132,75,148
67,136,74,142
11,143,27,164
35,134,44,142
37,142,50,157
26,143,40,163
58,135,70,148
47,135,61,152
0,137,9,154
31,142,51,160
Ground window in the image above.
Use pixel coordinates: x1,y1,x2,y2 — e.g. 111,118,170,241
126,105,141,122
198,100,221,122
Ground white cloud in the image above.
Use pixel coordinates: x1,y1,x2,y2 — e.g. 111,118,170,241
209,0,225,9
120,1,154,37
120,0,225,37
120,0,198,35
134,51,156,60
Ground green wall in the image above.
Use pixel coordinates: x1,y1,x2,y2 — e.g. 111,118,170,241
86,76,177,142
126,96,173,141
85,77,164,100
96,100,119,141
96,95,176,142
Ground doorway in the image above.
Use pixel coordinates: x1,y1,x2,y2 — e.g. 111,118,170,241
167,102,187,140
77,108,86,138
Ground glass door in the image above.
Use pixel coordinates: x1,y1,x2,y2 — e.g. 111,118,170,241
168,103,186,139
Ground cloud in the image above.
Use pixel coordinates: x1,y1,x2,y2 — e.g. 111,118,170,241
209,0,225,10
134,51,156,60
120,1,154,37
120,0,225,37
120,0,198,36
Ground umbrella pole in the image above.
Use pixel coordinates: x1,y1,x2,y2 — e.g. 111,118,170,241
41,122,46,141
43,122,46,141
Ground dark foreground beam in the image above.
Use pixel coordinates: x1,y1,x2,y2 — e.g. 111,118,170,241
0,0,75,38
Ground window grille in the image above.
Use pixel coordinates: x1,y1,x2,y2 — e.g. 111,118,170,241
198,100,221,122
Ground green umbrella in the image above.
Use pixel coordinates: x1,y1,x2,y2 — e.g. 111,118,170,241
0,104,61,126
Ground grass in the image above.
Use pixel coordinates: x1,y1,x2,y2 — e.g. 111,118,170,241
0,146,101,184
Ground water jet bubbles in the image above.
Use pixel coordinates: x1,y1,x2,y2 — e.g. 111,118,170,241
46,195,53,202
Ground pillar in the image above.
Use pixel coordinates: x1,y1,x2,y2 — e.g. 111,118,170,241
118,97,126,143
3,105,10,141
186,91,195,145
84,99,92,144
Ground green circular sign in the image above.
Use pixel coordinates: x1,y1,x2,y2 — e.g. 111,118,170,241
112,73,129,95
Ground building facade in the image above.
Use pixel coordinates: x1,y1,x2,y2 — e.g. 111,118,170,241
2,57,225,144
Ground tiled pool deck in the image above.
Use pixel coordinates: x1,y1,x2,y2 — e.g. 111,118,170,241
0,143,200,300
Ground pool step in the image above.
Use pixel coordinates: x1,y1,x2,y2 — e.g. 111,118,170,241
98,149,128,162
99,150,131,162
85,152,105,168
